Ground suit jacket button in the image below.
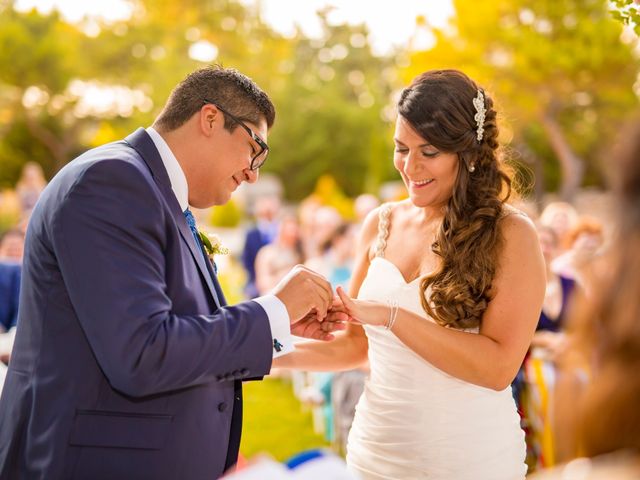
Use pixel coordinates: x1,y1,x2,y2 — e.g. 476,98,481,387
218,402,227,412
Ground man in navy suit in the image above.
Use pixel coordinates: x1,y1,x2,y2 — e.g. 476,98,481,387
0,66,344,479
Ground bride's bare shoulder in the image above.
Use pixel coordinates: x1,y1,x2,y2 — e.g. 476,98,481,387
498,204,541,265
501,203,531,220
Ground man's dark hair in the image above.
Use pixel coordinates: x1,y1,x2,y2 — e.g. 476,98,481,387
153,65,275,132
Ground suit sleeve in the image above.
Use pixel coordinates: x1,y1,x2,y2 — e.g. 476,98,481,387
52,159,273,397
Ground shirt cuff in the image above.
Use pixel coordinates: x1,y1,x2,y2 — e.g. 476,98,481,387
253,294,294,358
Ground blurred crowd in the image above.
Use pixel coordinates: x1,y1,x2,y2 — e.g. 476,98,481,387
1,121,639,477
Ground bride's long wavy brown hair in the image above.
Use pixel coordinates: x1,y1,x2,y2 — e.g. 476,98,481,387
398,70,512,329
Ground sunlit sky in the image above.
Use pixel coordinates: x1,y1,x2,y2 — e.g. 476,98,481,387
15,0,455,55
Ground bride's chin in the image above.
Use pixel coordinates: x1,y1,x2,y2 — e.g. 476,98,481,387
408,194,431,208
409,195,449,213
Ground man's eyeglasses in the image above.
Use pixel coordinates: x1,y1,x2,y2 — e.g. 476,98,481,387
203,99,269,171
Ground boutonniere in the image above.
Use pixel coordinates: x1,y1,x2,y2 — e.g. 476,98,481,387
198,231,230,257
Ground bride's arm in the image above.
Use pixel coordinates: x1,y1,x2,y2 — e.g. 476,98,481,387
272,207,382,372
337,213,545,390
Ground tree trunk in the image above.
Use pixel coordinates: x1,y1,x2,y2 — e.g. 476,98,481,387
22,106,86,173
22,111,69,172
540,107,584,202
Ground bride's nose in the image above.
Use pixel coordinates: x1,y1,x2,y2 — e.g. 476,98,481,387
404,150,423,176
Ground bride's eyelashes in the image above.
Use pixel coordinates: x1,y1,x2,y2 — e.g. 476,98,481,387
394,147,440,158
422,150,439,158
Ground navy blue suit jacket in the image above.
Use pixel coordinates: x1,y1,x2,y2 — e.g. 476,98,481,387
0,262,21,331
0,129,273,479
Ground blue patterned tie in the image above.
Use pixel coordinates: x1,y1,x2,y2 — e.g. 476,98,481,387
184,208,217,274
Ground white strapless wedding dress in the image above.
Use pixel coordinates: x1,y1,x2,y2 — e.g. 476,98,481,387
346,255,527,479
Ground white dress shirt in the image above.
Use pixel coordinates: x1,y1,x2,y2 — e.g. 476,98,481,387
146,127,293,358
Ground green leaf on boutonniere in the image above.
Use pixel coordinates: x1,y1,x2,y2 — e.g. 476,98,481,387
198,230,229,256
198,230,214,256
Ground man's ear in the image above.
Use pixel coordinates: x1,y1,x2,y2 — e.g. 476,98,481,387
200,104,218,136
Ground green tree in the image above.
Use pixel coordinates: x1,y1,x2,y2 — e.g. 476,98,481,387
611,0,640,35
0,1,399,200
406,0,639,200
259,9,398,200
0,6,85,183
0,0,279,185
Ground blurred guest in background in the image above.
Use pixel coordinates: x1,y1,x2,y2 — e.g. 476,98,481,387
539,201,579,252
354,194,380,225
0,228,25,263
304,222,358,447
530,120,640,479
0,229,22,390
306,223,355,290
552,216,605,293
254,212,304,295
532,225,576,354
513,224,577,470
298,203,342,260
241,194,280,298
0,228,24,335
0,261,20,334
331,368,367,455
15,161,47,214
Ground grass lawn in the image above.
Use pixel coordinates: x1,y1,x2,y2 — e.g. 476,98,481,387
240,377,329,462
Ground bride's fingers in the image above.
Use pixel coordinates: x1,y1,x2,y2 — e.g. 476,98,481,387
331,295,344,307
336,286,355,311
329,296,348,312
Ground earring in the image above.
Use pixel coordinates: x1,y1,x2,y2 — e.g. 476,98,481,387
468,163,476,173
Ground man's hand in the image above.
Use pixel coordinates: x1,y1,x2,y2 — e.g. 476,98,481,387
291,298,349,341
271,265,334,323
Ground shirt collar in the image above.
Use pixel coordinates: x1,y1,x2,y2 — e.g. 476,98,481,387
146,126,189,211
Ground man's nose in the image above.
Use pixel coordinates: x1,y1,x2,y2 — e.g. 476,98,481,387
244,167,259,184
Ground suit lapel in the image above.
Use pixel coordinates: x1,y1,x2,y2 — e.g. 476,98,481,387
202,251,227,307
124,128,221,308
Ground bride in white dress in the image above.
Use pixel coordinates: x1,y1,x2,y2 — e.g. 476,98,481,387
274,69,545,479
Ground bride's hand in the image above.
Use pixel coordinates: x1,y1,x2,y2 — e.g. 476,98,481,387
336,286,389,327
291,296,349,340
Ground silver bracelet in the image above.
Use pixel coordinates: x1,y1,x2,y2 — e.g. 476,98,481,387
385,300,399,330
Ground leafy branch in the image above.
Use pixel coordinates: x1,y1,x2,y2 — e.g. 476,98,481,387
610,0,640,35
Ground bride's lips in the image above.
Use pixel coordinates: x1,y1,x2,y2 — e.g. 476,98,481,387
410,179,435,189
